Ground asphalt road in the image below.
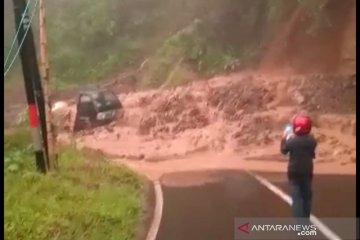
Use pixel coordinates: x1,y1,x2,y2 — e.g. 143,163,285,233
155,170,356,240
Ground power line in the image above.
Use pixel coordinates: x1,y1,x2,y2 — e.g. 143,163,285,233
4,0,39,77
4,0,33,69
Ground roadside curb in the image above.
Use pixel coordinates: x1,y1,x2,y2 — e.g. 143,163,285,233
145,180,164,240
246,170,342,240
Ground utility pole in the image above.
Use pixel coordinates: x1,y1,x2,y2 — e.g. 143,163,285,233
12,0,47,173
39,0,56,170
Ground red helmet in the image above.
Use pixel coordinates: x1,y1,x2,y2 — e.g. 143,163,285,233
292,114,312,135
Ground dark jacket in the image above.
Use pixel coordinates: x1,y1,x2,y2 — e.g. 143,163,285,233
280,134,317,181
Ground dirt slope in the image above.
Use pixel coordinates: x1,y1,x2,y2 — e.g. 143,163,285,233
260,0,356,75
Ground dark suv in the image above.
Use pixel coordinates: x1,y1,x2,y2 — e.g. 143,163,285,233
73,89,122,132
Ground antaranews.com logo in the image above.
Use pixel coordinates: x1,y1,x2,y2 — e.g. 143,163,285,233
237,222,317,236
234,218,319,240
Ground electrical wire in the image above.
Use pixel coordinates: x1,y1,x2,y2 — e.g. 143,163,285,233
4,0,33,69
4,0,40,77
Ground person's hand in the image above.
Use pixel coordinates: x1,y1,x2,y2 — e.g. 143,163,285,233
283,124,293,140
284,133,294,141
282,131,288,138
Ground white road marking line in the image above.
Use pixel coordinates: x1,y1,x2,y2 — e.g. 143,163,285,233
146,180,164,240
246,171,342,240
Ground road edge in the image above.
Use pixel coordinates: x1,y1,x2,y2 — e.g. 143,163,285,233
246,170,342,240
145,180,164,240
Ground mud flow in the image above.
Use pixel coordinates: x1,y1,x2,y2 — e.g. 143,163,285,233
49,72,355,178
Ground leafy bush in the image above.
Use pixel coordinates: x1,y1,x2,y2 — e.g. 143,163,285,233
4,128,145,240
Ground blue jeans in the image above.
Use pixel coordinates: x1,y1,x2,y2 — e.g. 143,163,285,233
289,178,312,224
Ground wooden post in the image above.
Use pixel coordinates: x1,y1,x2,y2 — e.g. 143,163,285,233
39,0,56,170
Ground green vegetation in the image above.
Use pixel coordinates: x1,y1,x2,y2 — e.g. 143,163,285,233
140,20,240,88
4,128,145,240
3,0,339,89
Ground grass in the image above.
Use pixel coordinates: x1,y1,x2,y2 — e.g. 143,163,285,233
4,128,146,240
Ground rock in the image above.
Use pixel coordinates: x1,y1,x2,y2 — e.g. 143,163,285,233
333,150,340,156
105,125,114,133
329,139,339,146
116,133,121,139
96,132,108,140
352,122,356,136
315,159,326,163
343,148,352,155
293,90,305,104
316,133,326,143
233,131,242,139
126,154,145,161
263,134,272,145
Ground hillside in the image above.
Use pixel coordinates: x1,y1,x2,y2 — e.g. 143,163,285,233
4,0,355,87
4,0,356,129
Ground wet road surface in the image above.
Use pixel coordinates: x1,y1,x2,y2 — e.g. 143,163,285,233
155,170,356,240
255,171,356,239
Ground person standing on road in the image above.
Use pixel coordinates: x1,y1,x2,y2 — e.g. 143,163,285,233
280,114,317,224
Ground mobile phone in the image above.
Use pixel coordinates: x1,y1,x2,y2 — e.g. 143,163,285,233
283,123,293,138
